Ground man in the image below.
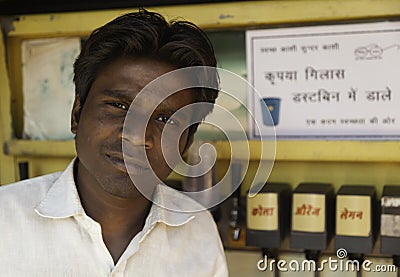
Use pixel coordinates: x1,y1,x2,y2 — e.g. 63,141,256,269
0,9,228,276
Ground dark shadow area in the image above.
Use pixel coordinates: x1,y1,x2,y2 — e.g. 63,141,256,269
0,0,237,15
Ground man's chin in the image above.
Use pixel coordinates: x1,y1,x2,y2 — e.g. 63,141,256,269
97,174,141,198
103,184,144,200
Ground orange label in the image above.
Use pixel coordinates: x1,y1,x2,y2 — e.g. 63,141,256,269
292,194,325,232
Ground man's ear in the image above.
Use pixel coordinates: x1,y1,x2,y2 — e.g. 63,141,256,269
182,131,195,155
71,96,82,135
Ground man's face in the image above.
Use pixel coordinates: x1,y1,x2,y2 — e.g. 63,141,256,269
71,57,194,198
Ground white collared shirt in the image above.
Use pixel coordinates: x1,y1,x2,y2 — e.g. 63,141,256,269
0,160,228,277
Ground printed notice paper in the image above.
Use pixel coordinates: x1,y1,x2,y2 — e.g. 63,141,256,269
246,21,400,139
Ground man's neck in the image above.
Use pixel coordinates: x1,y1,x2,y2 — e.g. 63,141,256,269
74,161,151,264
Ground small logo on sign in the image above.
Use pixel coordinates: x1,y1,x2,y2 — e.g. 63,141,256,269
354,43,400,60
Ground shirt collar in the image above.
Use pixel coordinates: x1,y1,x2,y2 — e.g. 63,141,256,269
145,184,199,227
35,158,84,219
35,158,199,227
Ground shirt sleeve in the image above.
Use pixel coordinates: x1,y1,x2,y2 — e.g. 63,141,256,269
213,245,229,277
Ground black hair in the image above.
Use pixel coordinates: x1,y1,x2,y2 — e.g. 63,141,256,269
73,9,219,135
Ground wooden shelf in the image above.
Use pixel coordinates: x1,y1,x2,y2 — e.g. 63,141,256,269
4,139,75,157
5,139,400,162
7,0,400,38
215,140,400,162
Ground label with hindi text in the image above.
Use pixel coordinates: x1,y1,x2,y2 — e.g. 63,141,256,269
247,21,400,139
247,193,278,231
336,195,371,237
292,194,325,232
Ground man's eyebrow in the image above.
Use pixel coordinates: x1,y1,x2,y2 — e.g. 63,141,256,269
155,102,178,115
100,89,135,100
101,89,190,116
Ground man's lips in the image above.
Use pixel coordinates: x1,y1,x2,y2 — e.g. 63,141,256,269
106,153,151,175
106,154,128,173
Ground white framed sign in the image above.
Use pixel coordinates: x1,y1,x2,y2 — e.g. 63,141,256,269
246,21,400,139
22,37,80,140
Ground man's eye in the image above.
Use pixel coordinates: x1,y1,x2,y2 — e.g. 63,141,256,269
156,115,176,125
110,102,128,110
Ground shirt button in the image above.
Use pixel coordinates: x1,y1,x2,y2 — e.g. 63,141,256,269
111,271,123,277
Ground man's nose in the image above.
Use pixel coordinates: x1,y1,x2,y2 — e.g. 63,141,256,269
121,122,154,150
